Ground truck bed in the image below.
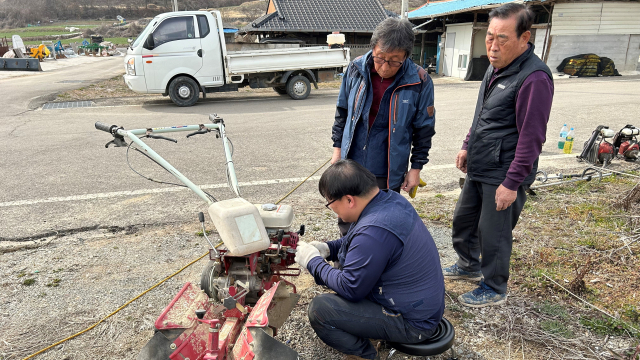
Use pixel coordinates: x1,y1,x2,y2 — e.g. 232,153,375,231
226,46,349,75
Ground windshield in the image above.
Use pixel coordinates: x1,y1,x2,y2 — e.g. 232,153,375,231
132,19,157,49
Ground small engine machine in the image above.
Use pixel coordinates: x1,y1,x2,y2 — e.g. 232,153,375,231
580,124,640,165
95,116,303,360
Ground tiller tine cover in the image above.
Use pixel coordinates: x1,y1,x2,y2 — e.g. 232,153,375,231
137,282,225,360
232,281,300,360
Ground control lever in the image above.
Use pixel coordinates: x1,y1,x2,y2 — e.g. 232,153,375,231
198,212,219,258
144,134,177,143
187,124,211,138
194,309,222,358
105,136,128,148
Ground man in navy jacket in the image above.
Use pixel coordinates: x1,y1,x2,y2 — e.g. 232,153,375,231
295,160,445,360
331,17,436,236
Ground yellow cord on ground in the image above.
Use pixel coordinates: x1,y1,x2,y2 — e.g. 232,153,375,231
275,158,331,205
23,242,222,360
25,159,330,359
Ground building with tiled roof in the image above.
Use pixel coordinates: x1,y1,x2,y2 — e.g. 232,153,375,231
240,0,395,58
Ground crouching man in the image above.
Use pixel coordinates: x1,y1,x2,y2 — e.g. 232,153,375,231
294,160,445,360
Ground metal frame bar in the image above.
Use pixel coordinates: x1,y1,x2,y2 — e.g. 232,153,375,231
113,121,240,205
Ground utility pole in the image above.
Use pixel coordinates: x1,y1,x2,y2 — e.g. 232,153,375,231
173,0,178,11
401,0,409,19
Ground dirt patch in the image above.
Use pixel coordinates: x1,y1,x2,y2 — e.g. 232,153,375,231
2,167,639,360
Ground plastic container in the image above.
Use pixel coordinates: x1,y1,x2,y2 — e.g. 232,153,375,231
327,32,345,46
558,124,569,149
563,128,575,154
256,204,294,233
208,198,270,256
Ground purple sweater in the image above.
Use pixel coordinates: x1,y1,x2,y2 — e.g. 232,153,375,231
462,57,554,191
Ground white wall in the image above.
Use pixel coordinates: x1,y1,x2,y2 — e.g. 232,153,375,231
533,28,547,59
444,23,473,78
472,28,487,58
548,2,640,72
552,2,640,35
548,34,640,72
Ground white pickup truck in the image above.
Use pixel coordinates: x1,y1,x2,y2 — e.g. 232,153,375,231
123,10,350,106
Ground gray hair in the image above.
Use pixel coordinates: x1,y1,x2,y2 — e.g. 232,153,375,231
489,3,535,38
370,18,415,57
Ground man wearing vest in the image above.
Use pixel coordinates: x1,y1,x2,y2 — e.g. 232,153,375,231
294,160,445,360
443,3,554,307
331,18,436,236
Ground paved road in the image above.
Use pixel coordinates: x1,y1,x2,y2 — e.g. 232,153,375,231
1,62,639,240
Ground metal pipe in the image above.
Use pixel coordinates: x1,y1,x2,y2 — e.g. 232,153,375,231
215,119,240,197
401,0,409,19
413,19,434,31
124,132,214,205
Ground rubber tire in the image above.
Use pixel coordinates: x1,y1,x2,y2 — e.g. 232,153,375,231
200,260,221,302
273,86,288,95
168,76,200,107
286,75,311,100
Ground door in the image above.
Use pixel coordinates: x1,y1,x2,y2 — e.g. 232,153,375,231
444,32,456,77
194,14,224,87
142,15,202,91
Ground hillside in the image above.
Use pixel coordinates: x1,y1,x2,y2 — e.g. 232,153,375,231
0,0,426,29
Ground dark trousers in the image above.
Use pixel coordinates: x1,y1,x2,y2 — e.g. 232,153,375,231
338,177,400,236
308,294,435,359
451,178,527,294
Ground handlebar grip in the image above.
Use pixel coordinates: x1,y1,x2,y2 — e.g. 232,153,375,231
95,121,115,133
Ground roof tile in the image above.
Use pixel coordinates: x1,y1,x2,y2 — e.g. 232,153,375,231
243,0,390,33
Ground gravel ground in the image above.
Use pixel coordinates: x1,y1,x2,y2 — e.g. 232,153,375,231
0,190,487,360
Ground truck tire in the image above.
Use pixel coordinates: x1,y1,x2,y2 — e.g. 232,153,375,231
286,75,311,100
273,86,288,95
168,76,200,107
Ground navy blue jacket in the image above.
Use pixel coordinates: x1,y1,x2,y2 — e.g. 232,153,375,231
307,190,445,331
331,51,436,189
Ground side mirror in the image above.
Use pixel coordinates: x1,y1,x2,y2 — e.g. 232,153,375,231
143,33,154,50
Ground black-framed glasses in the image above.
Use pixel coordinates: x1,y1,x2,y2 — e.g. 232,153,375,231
372,55,404,68
325,198,339,209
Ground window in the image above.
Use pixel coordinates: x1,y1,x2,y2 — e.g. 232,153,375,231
197,15,210,38
458,53,468,70
152,16,195,48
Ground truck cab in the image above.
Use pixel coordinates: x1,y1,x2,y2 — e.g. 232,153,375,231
124,11,349,106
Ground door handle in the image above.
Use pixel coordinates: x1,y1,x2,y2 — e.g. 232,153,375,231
197,49,202,57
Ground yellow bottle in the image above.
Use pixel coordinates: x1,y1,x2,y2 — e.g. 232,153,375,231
563,128,575,154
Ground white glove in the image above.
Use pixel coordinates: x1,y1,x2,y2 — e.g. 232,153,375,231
294,241,322,269
309,241,330,259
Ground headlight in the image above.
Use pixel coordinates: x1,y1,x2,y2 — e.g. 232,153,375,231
126,58,136,76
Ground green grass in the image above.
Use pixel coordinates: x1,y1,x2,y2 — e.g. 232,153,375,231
541,319,574,338
18,37,130,46
46,278,61,287
535,301,570,319
580,315,640,338
22,278,36,286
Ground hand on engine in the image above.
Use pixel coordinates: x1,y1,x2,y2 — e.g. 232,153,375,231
309,241,330,259
294,241,322,269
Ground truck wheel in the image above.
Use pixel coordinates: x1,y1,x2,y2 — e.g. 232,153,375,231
168,76,200,107
273,86,288,95
286,75,311,100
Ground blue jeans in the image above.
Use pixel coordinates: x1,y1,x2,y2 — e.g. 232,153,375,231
308,294,436,359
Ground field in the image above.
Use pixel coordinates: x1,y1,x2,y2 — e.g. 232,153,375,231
1,21,131,47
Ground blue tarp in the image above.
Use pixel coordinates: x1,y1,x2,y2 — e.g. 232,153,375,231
409,0,532,19
223,28,239,33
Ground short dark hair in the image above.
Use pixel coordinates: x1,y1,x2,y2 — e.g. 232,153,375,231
370,17,415,58
489,3,534,38
319,160,378,201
